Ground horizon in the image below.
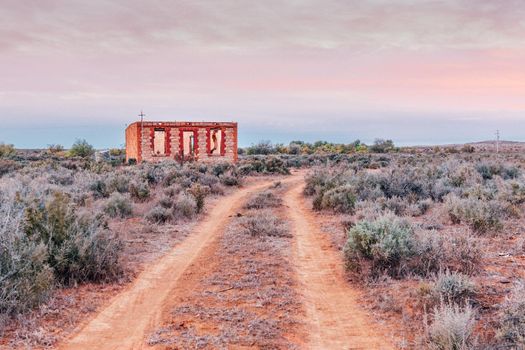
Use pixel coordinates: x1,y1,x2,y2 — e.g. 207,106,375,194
1,1,524,148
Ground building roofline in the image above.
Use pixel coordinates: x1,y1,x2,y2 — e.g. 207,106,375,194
126,121,237,129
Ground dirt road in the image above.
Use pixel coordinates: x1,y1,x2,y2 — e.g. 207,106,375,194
59,178,278,350
283,181,395,349
60,173,394,349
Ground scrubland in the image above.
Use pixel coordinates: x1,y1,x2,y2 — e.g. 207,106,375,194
1,141,525,349
0,148,289,348
304,150,525,348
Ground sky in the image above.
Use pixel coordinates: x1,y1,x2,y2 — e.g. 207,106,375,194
0,0,524,148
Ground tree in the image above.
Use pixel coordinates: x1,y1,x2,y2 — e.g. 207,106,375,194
69,139,95,158
369,139,395,153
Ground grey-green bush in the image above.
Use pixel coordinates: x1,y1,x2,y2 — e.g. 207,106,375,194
172,193,197,220
239,210,290,238
496,284,525,347
444,194,504,234
431,271,476,305
344,214,415,278
104,193,133,218
425,303,476,350
244,190,282,209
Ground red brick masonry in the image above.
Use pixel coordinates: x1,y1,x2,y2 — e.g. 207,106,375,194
125,121,238,163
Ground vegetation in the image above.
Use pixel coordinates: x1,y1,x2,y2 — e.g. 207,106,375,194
425,303,476,350
0,143,15,158
69,139,95,158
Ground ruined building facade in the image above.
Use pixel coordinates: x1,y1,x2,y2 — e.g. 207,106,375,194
125,121,238,163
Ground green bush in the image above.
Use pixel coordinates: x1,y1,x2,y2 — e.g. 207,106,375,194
0,143,16,158
69,139,95,158
24,192,123,285
344,214,415,278
0,239,54,314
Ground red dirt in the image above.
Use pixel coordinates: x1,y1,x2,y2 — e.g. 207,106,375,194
57,173,396,349
284,180,396,349
58,179,278,350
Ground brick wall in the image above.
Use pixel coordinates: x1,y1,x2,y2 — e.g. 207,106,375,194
125,121,238,163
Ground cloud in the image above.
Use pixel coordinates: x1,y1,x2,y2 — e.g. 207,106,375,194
0,0,524,147
1,0,525,54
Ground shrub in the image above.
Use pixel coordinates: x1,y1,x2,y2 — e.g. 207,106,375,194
320,185,356,213
107,175,130,194
187,184,208,214
24,192,123,285
239,210,291,237
244,190,282,209
369,139,395,153
0,143,16,158
90,179,110,199
104,193,133,218
0,238,54,314
238,211,290,238
158,195,173,209
444,194,504,234
129,181,150,202
412,229,482,276
47,144,64,154
145,206,171,224
220,174,240,186
0,159,20,177
69,139,95,158
172,193,197,220
476,161,519,180
344,214,415,278
425,303,476,350
431,271,476,305
496,284,525,347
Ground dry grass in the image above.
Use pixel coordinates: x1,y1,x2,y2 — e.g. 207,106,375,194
147,193,302,349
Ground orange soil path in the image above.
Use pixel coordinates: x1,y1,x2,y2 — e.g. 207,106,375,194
59,173,395,349
284,180,395,349
59,178,277,350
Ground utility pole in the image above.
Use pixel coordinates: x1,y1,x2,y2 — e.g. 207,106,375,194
496,130,500,154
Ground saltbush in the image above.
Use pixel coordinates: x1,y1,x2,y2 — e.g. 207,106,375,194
344,214,415,278
425,303,476,350
172,193,197,220
431,271,476,305
496,284,525,347
129,181,150,202
319,185,356,214
104,193,133,218
24,192,123,285
244,190,282,209
239,210,290,238
145,206,171,224
444,194,504,234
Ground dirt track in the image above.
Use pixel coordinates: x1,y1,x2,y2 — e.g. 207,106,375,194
284,181,394,349
59,173,394,349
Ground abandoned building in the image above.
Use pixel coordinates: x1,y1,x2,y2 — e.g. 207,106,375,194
125,121,238,163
